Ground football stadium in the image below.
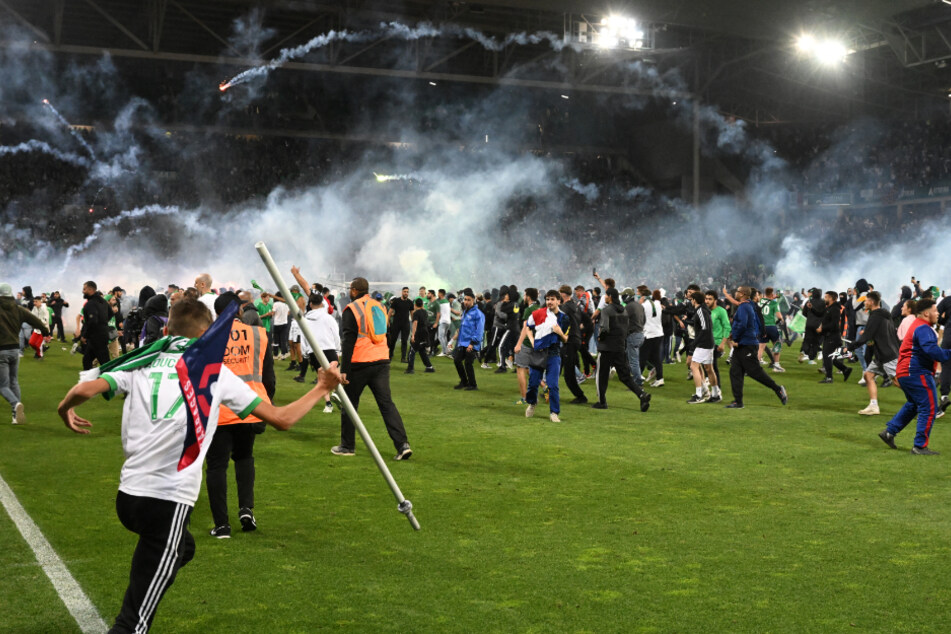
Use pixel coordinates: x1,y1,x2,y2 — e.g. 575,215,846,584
2,1,951,632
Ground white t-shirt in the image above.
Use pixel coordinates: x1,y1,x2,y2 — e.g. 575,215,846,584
642,299,664,339
102,339,262,506
199,293,217,315
439,299,451,325
273,301,290,327
300,308,341,355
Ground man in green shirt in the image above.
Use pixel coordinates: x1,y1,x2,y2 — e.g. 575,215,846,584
254,292,275,350
706,290,731,388
425,289,440,355
757,287,785,373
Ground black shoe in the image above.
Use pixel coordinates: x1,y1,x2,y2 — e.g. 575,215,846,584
707,395,722,403
777,386,788,406
394,443,413,460
686,394,707,404
842,367,853,382
494,367,508,374
424,367,435,373
911,446,940,455
640,393,651,412
879,430,898,449
404,369,415,374
209,525,231,539
818,377,834,384
286,362,299,371
400,357,407,363
464,385,478,391
569,397,589,404
453,383,467,390
940,395,950,412
591,402,608,409
725,401,744,409
239,507,256,532
293,375,305,383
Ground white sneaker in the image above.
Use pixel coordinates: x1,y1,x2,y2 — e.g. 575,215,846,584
808,360,817,365
858,378,867,386
480,363,490,369
13,402,25,425
651,379,665,387
525,404,536,418
858,404,880,416
771,364,786,373
549,413,561,422
322,402,333,414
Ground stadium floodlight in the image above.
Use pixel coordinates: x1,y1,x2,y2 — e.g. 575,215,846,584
596,15,643,49
795,34,816,53
814,39,849,65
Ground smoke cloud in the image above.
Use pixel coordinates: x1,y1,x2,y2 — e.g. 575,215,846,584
1,18,947,314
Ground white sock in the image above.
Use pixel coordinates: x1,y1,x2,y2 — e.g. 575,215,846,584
696,387,703,397
712,386,721,397
870,399,878,406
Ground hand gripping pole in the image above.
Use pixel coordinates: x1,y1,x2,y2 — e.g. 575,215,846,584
255,242,420,530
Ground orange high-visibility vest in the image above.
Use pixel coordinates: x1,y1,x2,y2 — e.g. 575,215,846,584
219,320,270,425
346,295,389,364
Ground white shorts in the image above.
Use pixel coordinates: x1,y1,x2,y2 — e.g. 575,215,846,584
692,347,714,365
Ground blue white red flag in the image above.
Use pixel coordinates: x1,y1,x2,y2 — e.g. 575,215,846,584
176,302,239,471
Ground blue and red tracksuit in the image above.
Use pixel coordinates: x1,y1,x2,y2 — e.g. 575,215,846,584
886,318,951,448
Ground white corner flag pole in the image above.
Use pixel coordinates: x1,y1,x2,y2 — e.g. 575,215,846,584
255,242,420,531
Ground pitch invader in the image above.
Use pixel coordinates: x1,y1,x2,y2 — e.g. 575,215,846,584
758,287,786,373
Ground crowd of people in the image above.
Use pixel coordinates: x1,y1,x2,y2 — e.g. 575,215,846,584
3,266,949,633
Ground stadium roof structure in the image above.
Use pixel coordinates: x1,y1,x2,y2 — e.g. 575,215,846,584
2,0,951,123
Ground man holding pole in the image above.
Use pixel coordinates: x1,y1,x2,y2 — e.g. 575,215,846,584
332,277,413,461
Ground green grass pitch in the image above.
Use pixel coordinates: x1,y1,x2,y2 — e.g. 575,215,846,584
2,343,951,633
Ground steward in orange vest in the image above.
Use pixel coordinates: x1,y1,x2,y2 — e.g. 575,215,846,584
333,277,412,461
205,292,277,537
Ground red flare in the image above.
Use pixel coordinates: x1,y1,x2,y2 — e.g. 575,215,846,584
218,82,230,92
42,99,49,105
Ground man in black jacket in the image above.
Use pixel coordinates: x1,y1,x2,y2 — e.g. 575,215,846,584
81,281,112,370
558,285,588,404
818,291,852,384
592,289,651,412
848,291,900,415
48,291,69,342
800,288,824,364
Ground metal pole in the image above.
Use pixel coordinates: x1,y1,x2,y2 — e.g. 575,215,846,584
255,242,420,531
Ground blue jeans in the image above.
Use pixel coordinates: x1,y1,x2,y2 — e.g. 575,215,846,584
854,326,867,371
626,332,645,384
527,351,562,414
0,349,21,416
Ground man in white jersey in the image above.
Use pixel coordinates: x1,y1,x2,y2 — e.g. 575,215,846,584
57,299,342,634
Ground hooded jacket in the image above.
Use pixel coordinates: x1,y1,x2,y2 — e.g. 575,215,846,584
892,286,913,327
803,290,825,330
850,307,899,364
1,297,48,350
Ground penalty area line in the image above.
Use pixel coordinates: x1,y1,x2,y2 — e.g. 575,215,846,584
0,471,108,634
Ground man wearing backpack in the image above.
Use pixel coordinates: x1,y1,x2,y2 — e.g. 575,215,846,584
332,277,412,461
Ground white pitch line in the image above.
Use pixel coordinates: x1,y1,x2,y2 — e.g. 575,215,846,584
0,472,108,634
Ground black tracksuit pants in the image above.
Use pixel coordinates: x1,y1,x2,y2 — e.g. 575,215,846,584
82,335,110,370
453,346,478,387
561,341,586,400
205,424,256,528
388,321,411,361
407,340,432,371
822,338,848,379
640,336,664,380
729,344,781,405
339,362,408,452
110,491,195,634
595,349,647,406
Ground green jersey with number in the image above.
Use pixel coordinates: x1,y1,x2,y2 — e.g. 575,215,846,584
758,298,779,327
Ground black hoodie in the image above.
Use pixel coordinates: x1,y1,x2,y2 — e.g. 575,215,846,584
851,307,900,364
